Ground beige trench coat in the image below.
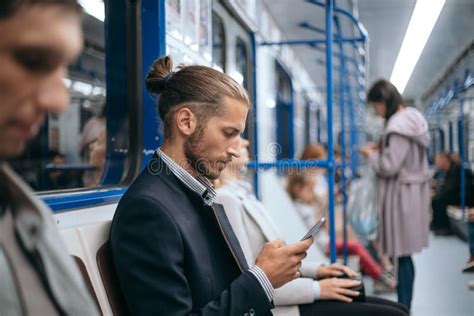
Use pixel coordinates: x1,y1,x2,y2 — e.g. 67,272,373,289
368,108,431,259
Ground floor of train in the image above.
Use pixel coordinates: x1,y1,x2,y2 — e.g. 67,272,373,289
368,233,474,316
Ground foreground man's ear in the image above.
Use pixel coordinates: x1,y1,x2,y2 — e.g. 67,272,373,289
175,107,197,136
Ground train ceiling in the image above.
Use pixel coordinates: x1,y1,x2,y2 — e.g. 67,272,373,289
263,0,474,107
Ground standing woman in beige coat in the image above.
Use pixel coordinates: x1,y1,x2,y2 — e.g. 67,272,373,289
216,138,410,316
360,80,431,311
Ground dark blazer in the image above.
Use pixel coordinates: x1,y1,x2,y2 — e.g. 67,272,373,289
110,155,273,315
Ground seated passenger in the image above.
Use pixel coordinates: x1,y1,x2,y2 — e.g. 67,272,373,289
431,151,474,235
300,143,329,203
110,56,313,315
0,1,98,314
216,138,408,316
84,122,106,187
286,172,396,290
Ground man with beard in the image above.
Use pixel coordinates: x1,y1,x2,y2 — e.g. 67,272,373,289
110,56,313,315
0,1,98,315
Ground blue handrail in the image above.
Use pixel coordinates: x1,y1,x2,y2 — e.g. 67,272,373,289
252,0,368,263
305,0,368,40
325,0,337,263
425,68,472,218
251,32,260,199
334,13,349,264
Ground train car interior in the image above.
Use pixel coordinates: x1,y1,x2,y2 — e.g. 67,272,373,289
5,0,474,315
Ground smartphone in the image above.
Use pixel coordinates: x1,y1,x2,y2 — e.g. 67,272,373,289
300,217,326,241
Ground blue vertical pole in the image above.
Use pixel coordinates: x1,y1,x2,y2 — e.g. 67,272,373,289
326,0,337,263
347,80,358,179
334,15,348,264
251,32,260,199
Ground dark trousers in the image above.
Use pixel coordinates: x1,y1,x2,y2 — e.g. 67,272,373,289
431,196,451,230
397,256,415,310
299,296,409,316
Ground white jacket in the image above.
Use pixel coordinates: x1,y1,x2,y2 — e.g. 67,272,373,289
216,180,324,316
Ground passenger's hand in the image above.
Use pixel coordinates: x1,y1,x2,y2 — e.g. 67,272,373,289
359,143,377,157
255,238,313,288
319,278,361,302
316,263,358,280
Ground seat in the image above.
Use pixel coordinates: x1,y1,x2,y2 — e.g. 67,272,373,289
447,205,469,241
61,221,127,315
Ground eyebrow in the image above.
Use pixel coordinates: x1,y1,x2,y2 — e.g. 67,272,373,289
13,44,72,63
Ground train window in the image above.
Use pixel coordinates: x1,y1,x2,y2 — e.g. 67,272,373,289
212,12,226,72
275,61,294,160
458,119,469,161
448,121,454,152
316,109,322,143
304,99,311,146
428,127,446,162
235,38,249,90
8,2,129,192
234,37,254,144
304,100,320,145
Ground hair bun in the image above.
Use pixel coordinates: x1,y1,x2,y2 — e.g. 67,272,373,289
145,55,174,94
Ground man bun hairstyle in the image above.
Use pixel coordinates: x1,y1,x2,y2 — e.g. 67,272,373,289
145,55,250,139
145,55,174,96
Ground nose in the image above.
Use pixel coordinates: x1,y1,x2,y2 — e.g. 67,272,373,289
36,68,70,114
227,138,241,158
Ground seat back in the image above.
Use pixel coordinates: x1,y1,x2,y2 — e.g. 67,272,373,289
97,240,128,315
73,255,102,314
61,221,127,315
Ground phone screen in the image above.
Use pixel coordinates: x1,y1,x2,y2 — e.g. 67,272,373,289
300,217,326,241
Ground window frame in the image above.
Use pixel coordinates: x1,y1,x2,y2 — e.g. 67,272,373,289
211,11,226,72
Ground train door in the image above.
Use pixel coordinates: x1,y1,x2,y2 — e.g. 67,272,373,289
275,61,294,160
458,118,469,161
304,99,321,146
429,127,446,163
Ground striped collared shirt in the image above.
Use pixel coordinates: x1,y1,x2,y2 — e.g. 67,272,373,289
156,149,216,205
156,149,274,301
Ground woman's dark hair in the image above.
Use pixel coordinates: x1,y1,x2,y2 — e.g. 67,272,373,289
0,0,82,19
300,143,327,161
367,79,405,121
145,55,250,139
287,173,312,201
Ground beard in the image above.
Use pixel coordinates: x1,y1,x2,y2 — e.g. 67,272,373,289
184,125,228,180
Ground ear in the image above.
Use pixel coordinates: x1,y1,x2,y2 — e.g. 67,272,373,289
174,107,197,136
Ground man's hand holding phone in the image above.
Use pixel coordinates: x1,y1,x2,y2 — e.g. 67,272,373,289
301,217,326,241
255,238,313,288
